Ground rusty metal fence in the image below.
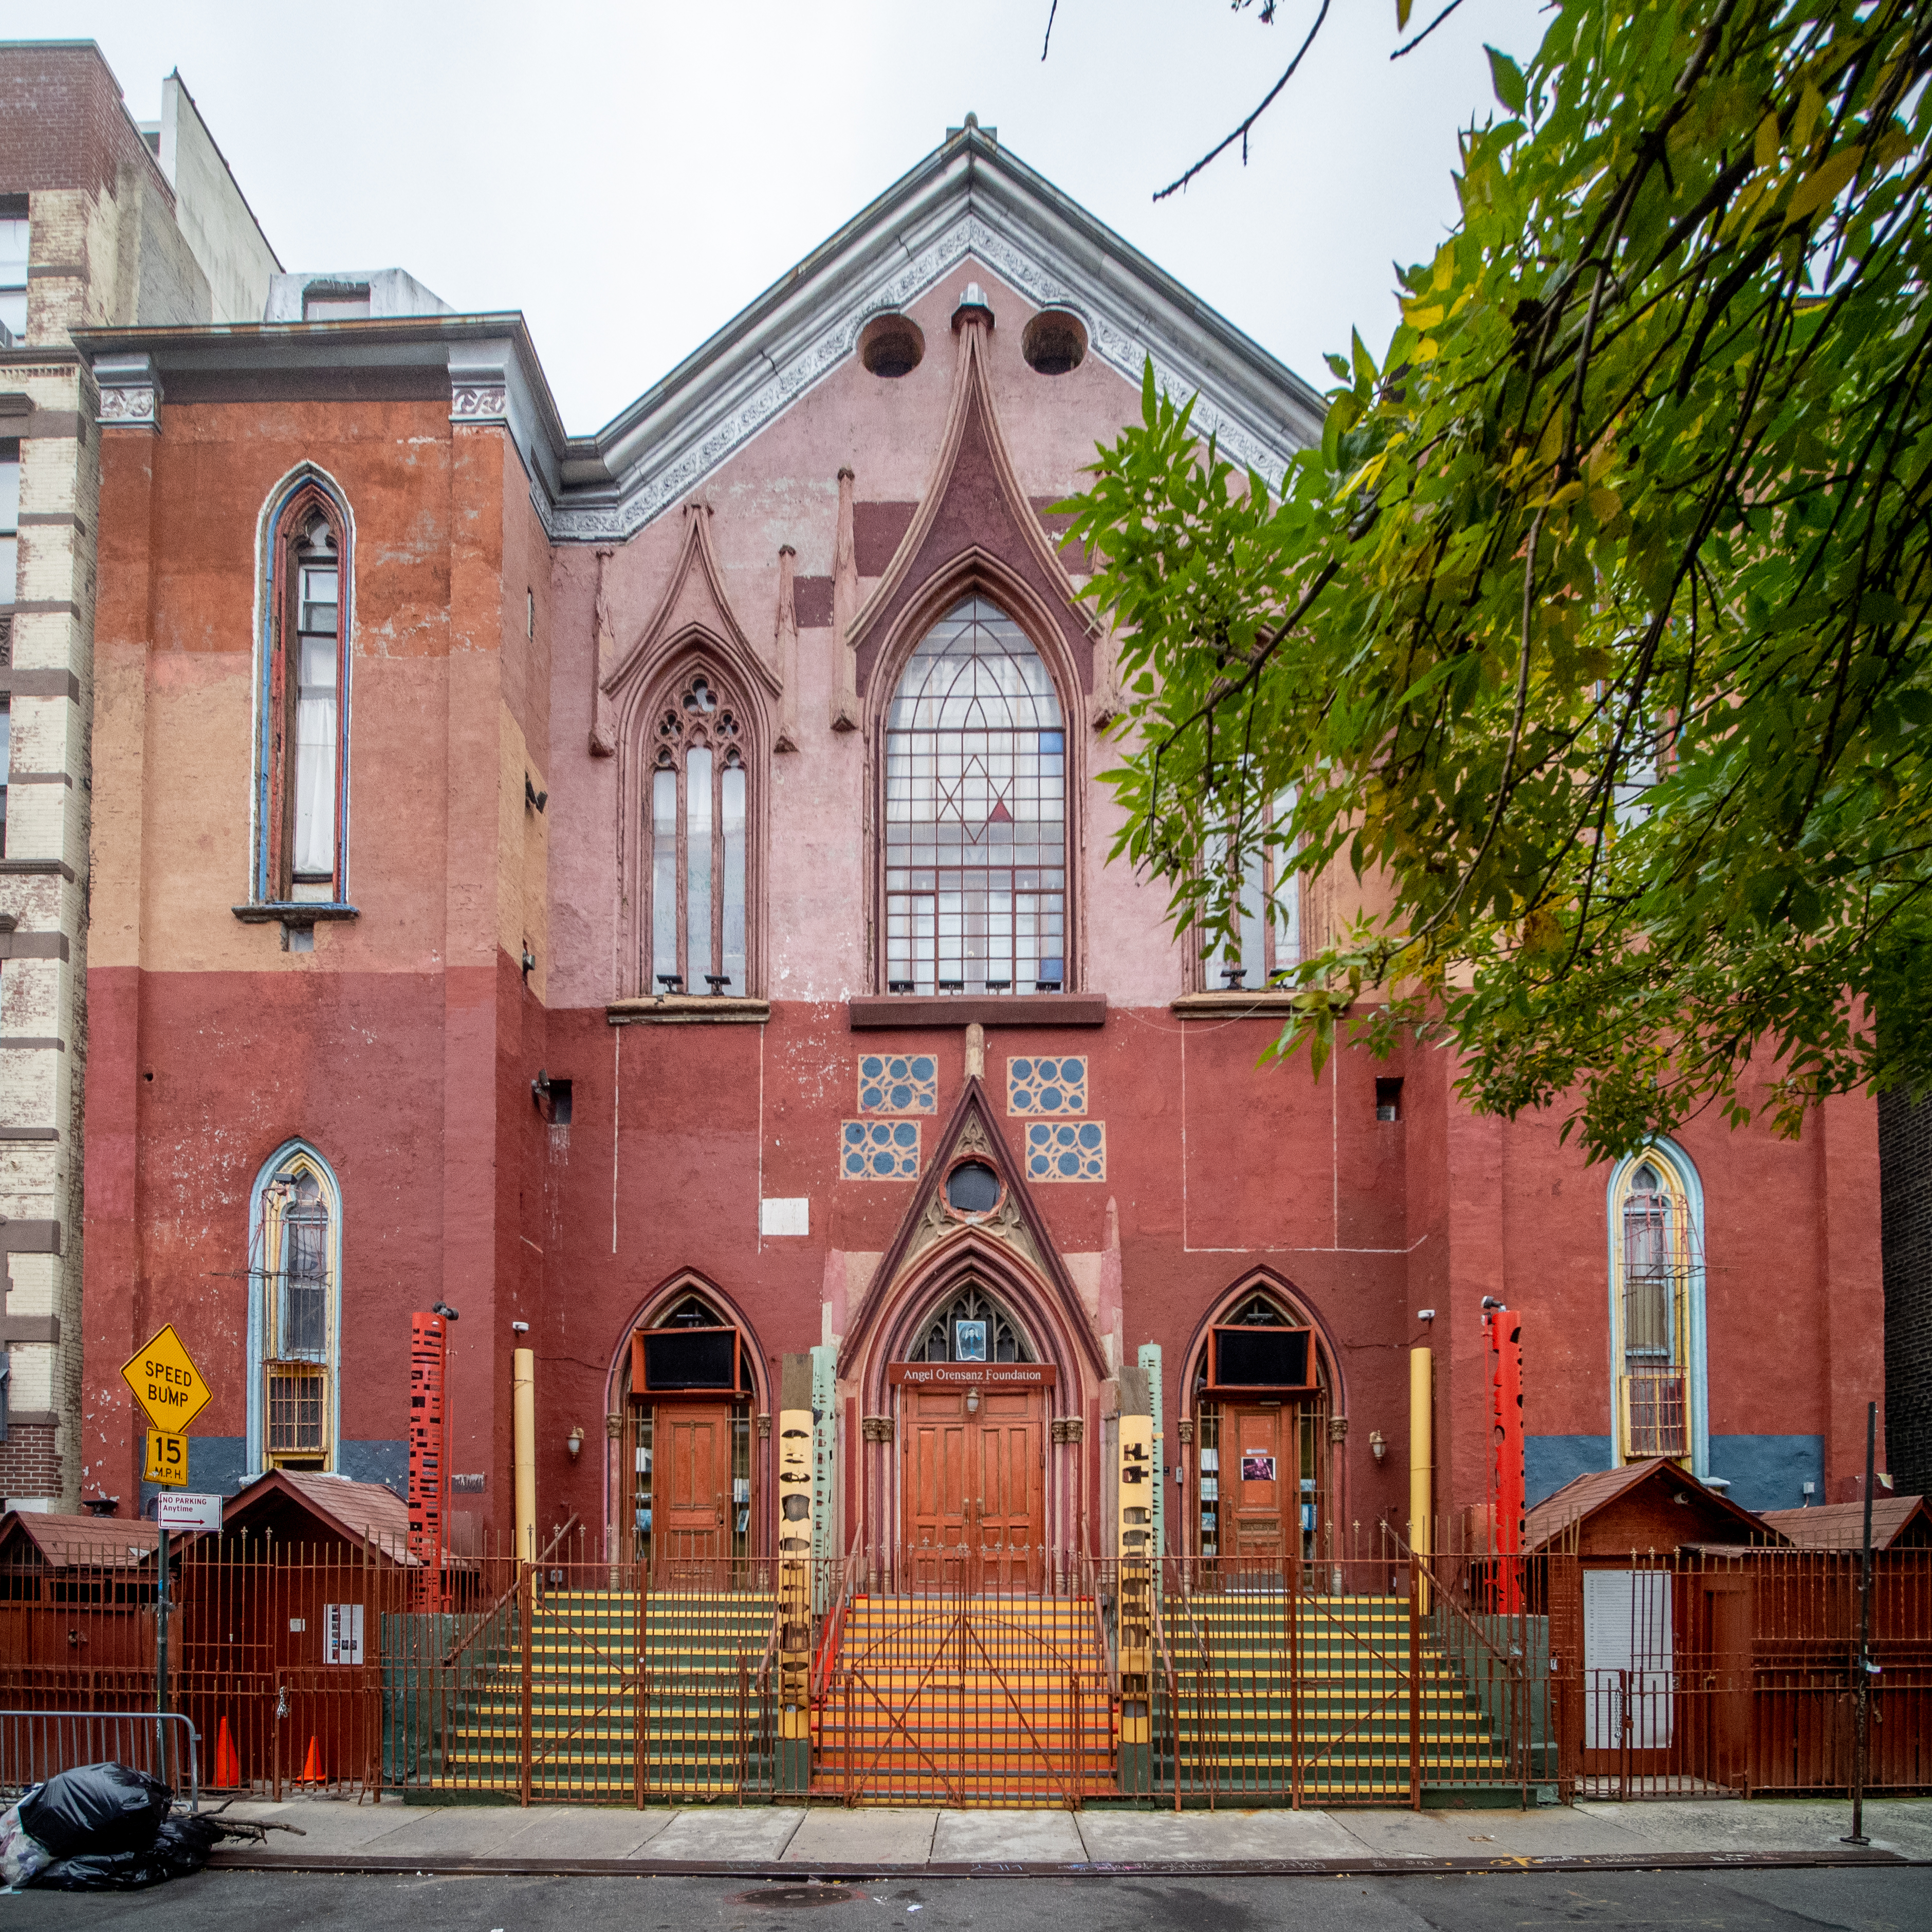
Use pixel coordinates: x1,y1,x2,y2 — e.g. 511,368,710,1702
2,1529,1927,1807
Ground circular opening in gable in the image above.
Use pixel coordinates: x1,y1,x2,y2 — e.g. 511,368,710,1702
859,314,925,379
1022,310,1088,376
945,1159,1002,1219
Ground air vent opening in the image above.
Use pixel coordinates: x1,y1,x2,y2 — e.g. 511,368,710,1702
859,314,925,379
1022,310,1088,376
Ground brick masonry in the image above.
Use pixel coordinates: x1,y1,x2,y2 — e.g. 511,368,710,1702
1880,1091,1932,1493
0,1421,61,1503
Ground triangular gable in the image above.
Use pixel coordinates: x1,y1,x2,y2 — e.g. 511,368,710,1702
603,501,780,707
221,1468,415,1561
847,307,1099,699
1525,1457,1780,1555
840,1074,1108,1387
546,125,1326,542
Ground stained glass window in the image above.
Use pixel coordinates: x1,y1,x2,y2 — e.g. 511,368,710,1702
885,598,1066,995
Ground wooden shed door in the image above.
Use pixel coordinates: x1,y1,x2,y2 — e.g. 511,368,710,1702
658,1403,731,1576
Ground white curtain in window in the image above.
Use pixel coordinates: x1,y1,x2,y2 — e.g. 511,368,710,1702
293,633,338,877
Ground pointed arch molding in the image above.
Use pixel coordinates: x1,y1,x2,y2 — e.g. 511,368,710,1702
1176,1266,1349,1421
848,314,1099,704
606,505,779,998
841,1076,1109,1409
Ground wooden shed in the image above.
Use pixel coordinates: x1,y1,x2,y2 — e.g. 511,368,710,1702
1760,1495,1932,1552
1525,1460,1783,1793
0,1512,164,1678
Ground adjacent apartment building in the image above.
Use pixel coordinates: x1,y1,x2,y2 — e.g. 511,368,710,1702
0,42,277,1508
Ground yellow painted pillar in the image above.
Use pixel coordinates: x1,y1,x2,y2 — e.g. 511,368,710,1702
514,1346,536,1562
1409,1347,1433,1609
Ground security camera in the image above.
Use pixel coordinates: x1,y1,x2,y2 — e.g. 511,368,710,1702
1416,1309,1436,1322
432,1300,459,1322
511,1321,530,1334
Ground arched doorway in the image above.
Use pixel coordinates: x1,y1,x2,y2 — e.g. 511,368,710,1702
613,1286,763,1585
894,1277,1052,1592
1186,1283,1336,1574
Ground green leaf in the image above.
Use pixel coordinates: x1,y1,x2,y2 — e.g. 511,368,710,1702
1485,45,1526,115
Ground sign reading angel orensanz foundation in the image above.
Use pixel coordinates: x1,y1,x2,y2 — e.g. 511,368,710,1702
886,1364,1058,1388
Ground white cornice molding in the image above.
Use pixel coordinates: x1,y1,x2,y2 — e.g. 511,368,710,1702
541,139,1324,543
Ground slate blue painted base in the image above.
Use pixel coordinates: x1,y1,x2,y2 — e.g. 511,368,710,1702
1525,1435,1614,1509
1708,1434,1824,1514
137,1436,408,1515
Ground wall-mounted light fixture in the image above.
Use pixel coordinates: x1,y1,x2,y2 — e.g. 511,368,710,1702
432,1299,459,1322
521,944,536,981
525,774,548,813
566,1427,584,1461
532,1069,551,1108
1369,1430,1386,1464
966,1388,980,1414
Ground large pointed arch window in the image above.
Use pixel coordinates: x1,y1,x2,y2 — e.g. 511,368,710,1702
256,474,352,906
884,597,1066,995
649,667,749,995
1611,1154,1701,1462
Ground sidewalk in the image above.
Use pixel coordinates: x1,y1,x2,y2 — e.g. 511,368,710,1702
205,1793,1932,1875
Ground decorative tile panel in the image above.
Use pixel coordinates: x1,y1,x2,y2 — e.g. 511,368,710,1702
858,1053,938,1116
841,1120,921,1181
1025,1120,1106,1182
1007,1055,1088,1116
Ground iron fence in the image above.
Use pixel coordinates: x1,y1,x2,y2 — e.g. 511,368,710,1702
0,1709,199,1808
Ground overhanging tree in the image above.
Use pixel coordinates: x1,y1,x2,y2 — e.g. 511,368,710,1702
1061,0,1932,1160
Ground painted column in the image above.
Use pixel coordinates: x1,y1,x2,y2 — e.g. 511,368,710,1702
1116,1362,1153,1794
777,1352,815,1794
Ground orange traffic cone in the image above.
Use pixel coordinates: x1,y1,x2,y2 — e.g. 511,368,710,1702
297,1736,322,1784
213,1717,241,1788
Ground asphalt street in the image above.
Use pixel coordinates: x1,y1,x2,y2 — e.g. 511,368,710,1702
4,1867,1928,1931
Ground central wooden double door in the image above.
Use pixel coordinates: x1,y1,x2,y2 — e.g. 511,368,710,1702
901,1387,1044,1591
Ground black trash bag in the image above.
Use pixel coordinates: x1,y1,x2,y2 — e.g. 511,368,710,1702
30,1813,221,1892
16,1763,172,1861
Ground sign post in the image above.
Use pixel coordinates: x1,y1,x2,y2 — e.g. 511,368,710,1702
121,1326,213,1721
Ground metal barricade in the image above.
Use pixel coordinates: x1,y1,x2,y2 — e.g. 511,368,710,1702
0,1709,199,1810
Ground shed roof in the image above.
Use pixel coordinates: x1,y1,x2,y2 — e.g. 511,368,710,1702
220,1470,414,1561
0,1511,162,1570
1523,1458,1781,1554
1759,1496,1932,1551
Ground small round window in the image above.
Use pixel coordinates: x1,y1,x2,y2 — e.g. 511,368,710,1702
945,1160,1002,1218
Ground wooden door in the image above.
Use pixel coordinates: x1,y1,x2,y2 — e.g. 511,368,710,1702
658,1402,731,1580
1700,1573,1753,1792
1227,1405,1290,1570
901,1388,1045,1590
976,1391,1044,1592
904,1390,971,1587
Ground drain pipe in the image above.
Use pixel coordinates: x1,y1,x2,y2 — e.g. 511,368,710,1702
1409,1345,1433,1610
514,1344,537,1563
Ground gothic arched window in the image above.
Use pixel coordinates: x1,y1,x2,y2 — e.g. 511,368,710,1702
908,1285,1034,1364
1612,1153,1702,1462
247,1141,343,1472
256,472,352,906
650,667,749,995
884,597,1066,996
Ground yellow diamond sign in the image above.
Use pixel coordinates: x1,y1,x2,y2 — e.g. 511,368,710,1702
121,1324,211,1433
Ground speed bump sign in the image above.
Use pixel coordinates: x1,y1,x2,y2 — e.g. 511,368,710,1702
121,1323,211,1433
144,1430,188,1487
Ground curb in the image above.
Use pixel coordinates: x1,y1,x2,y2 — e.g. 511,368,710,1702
205,1847,1921,1881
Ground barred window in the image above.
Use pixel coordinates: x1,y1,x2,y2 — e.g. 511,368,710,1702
1613,1156,1697,1461
884,598,1066,996
254,1147,339,1469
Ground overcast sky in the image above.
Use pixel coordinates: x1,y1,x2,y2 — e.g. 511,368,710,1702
27,0,1547,431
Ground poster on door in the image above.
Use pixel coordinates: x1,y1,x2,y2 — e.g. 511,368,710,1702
1241,1454,1276,1484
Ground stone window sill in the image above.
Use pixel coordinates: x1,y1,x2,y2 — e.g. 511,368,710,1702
232,902,360,929
1171,989,1338,1019
608,994,771,1025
